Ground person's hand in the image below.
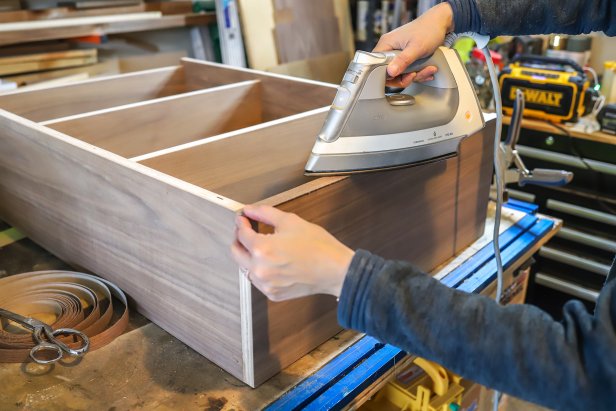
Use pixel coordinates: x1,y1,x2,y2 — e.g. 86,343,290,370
374,2,455,88
231,205,354,302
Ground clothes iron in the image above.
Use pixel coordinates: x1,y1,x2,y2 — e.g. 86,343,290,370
305,46,486,175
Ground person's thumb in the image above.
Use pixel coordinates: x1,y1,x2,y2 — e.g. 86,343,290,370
242,205,286,228
388,46,424,78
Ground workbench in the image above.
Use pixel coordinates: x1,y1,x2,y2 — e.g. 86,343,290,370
0,201,560,410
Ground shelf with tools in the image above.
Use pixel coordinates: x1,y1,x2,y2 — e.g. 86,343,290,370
503,118,616,318
0,4,216,47
0,1,224,92
0,13,215,47
503,115,616,146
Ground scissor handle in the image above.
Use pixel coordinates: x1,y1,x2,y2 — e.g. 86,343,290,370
44,328,90,357
30,341,63,364
33,326,90,359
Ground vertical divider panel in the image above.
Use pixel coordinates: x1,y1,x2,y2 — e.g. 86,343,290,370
137,108,330,203
41,80,264,159
181,58,337,121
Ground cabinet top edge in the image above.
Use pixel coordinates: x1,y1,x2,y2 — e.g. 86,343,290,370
0,108,245,213
180,57,339,89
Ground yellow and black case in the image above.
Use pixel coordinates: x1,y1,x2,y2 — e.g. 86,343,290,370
499,55,590,123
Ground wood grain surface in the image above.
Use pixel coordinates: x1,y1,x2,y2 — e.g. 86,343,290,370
0,13,215,48
0,4,147,23
274,17,342,63
272,0,342,63
0,49,96,65
0,40,71,58
181,58,337,121
238,0,278,70
0,66,191,122
333,0,355,60
0,110,246,381
503,115,616,146
251,153,460,385
138,105,488,386
454,117,496,253
2,52,186,88
43,81,264,158
268,158,459,270
0,64,338,387
238,0,353,70
118,106,490,386
267,51,350,84
0,12,162,31
0,55,97,76
3,59,120,87
139,109,329,203
250,291,340,386
273,0,336,19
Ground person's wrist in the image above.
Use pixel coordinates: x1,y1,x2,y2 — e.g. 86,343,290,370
328,247,354,297
436,2,455,33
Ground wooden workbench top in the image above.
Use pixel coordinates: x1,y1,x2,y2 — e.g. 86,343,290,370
503,115,616,146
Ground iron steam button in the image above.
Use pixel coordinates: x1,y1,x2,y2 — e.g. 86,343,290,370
332,87,351,109
343,71,359,84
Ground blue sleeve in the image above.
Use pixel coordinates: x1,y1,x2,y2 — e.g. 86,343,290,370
447,0,616,36
338,250,616,411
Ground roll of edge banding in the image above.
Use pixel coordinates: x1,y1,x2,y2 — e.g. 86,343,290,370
0,270,129,363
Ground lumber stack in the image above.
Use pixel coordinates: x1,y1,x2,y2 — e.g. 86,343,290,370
0,49,97,77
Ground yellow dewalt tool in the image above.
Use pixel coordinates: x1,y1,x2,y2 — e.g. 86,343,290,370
499,55,595,123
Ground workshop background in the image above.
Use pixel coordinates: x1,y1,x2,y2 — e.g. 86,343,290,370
0,0,614,410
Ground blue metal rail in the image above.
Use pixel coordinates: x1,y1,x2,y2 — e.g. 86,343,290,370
504,198,539,215
266,201,553,411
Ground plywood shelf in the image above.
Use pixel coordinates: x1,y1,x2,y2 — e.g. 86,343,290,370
0,4,148,23
0,12,216,47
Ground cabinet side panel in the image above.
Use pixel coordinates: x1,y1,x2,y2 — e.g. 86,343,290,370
0,66,188,122
251,157,459,385
0,112,245,381
455,118,496,253
251,290,339,387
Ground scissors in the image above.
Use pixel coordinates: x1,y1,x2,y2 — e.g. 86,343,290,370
0,307,90,364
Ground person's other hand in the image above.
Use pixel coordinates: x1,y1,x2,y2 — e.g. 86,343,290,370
374,2,455,88
231,205,354,302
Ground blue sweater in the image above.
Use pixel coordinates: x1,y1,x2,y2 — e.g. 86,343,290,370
338,2,616,410
448,0,615,36
339,252,616,410
338,0,616,411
